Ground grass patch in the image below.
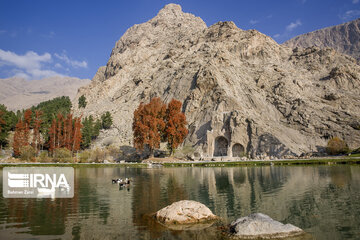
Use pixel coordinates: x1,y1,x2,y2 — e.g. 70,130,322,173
0,163,148,169
162,158,360,167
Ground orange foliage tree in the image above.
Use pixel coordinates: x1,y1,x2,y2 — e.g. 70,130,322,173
13,120,27,157
48,114,82,155
31,110,43,154
72,117,82,152
13,109,33,157
0,110,5,132
133,97,166,157
49,118,57,153
133,97,188,157
165,99,188,155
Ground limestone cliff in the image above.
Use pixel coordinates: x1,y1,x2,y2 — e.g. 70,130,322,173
73,4,360,158
284,18,360,61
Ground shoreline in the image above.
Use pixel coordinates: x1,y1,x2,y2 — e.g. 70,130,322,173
0,156,360,168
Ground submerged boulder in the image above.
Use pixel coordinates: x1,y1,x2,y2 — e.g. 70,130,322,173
155,200,217,225
230,213,304,239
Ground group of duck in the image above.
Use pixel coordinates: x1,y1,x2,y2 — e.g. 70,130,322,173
112,177,132,187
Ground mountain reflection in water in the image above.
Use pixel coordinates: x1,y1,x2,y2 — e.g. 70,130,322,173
0,165,359,239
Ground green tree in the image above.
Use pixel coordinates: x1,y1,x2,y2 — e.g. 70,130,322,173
0,104,17,148
31,96,72,143
101,111,113,129
78,95,87,108
81,116,101,149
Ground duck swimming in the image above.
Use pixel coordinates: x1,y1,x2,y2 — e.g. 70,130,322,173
112,178,123,184
118,178,132,187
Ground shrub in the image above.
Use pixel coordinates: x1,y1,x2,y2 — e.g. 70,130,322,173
19,145,36,162
90,148,106,163
53,148,73,163
38,151,51,163
79,150,92,163
326,137,349,155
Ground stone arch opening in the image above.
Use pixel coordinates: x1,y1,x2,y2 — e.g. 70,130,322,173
214,136,228,156
232,143,245,157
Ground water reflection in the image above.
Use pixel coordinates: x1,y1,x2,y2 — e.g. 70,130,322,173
0,165,359,239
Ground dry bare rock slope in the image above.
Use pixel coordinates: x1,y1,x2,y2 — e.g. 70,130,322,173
74,4,360,158
0,76,90,111
284,18,360,61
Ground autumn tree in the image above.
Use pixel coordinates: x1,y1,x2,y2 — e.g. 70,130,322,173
133,97,166,157
0,111,4,132
23,109,32,144
48,119,57,154
165,99,188,155
48,114,83,154
73,117,82,152
13,120,27,157
31,110,43,154
0,111,5,150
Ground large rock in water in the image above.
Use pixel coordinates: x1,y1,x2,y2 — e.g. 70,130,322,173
155,200,217,225
230,213,304,239
73,3,360,158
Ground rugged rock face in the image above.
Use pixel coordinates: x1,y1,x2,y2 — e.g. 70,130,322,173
155,200,217,225
284,18,360,61
0,76,90,111
73,4,360,158
230,213,304,239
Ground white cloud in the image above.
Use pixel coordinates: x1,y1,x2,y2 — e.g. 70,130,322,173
272,19,303,43
0,49,51,71
250,19,259,25
54,52,88,68
353,0,359,4
286,20,302,31
54,63,63,68
340,9,360,21
0,49,62,79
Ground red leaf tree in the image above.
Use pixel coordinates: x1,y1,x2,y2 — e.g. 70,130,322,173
49,118,57,153
133,97,166,157
48,114,83,155
133,97,188,157
13,120,27,157
23,109,32,145
165,99,188,155
72,117,82,152
31,110,43,154
0,110,5,132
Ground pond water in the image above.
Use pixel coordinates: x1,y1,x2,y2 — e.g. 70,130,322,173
0,165,360,239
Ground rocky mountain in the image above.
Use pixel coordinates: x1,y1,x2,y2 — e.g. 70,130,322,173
284,18,360,61
73,4,360,158
0,76,90,111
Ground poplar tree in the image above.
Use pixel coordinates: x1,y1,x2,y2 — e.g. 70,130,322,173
133,97,166,157
165,99,188,155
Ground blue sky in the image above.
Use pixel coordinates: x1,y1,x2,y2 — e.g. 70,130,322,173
0,0,359,80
